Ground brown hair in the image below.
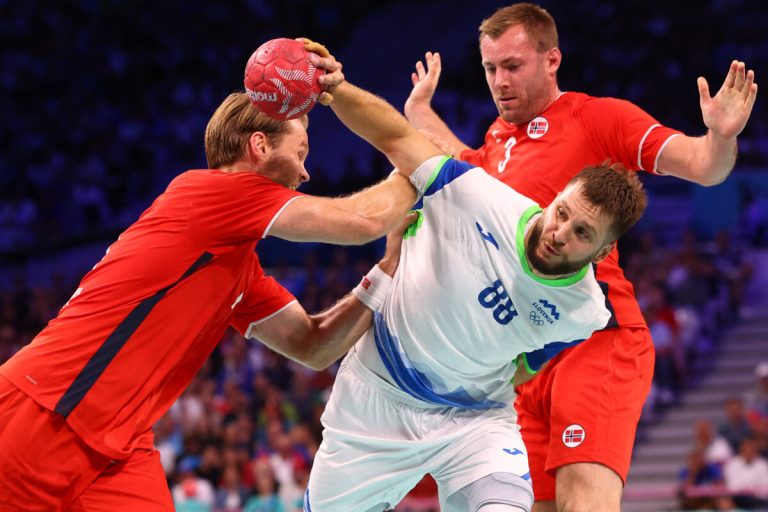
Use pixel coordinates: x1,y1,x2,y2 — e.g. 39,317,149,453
568,163,648,241
204,92,288,169
479,3,558,52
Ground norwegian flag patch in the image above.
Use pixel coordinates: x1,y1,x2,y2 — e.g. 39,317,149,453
527,116,549,139
562,424,585,447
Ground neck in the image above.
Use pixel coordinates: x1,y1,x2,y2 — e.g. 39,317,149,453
530,85,562,122
217,161,259,174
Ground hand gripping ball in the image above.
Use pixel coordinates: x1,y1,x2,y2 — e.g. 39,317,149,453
244,38,325,121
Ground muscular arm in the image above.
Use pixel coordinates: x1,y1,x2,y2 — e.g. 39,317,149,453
657,60,757,186
269,172,417,244
250,213,412,369
247,297,372,370
269,47,432,245
404,51,472,156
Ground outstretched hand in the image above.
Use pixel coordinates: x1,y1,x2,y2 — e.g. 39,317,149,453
404,52,442,116
698,60,758,140
300,38,344,105
378,210,420,277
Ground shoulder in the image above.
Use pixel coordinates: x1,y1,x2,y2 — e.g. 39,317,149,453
574,94,647,117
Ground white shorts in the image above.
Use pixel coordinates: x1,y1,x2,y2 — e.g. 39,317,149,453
305,349,531,512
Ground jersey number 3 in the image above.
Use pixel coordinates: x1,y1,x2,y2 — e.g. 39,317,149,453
478,280,518,325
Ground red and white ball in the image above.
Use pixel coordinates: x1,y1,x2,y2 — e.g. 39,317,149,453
244,38,325,121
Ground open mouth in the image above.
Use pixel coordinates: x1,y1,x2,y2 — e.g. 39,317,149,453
543,242,559,256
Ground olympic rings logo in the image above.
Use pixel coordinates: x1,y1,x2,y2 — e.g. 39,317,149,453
529,311,544,326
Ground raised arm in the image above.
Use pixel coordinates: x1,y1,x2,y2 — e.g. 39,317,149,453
270,43,424,245
658,60,758,186
305,48,443,176
249,213,415,369
404,52,472,156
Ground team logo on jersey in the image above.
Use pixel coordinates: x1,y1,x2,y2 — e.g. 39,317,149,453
527,117,549,139
476,222,499,250
562,424,585,447
530,299,559,325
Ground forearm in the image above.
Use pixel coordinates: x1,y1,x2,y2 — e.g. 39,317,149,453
333,172,417,229
301,295,374,370
659,132,737,186
299,262,395,369
405,103,472,156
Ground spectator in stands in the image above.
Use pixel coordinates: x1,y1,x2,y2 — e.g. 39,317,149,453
719,396,755,453
269,431,306,508
171,457,215,512
214,464,249,511
243,457,286,512
641,282,683,407
693,419,733,466
709,229,753,318
677,448,733,511
745,361,768,429
724,436,768,509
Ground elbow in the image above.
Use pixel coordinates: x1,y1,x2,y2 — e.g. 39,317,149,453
303,355,335,372
345,218,387,245
295,347,337,371
288,333,341,371
697,174,727,187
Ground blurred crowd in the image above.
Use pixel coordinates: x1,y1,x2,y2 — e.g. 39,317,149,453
676,365,768,511
3,1,768,511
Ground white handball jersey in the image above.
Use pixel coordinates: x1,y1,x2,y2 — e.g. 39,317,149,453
372,156,612,410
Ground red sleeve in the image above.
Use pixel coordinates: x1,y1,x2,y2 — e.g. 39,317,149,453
576,97,682,173
181,171,303,245
230,271,297,337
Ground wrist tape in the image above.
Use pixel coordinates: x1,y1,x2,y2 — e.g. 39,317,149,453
351,264,393,312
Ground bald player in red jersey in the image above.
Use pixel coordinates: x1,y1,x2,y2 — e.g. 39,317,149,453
0,48,428,511
404,3,757,511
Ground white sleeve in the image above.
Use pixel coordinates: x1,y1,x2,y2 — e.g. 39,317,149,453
408,155,449,197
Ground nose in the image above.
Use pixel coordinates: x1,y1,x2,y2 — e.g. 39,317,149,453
494,69,510,90
300,168,310,183
552,223,568,246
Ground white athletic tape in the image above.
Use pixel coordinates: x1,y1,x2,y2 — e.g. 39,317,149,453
351,264,393,312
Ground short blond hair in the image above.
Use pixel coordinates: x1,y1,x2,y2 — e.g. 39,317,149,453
479,3,558,52
204,92,288,169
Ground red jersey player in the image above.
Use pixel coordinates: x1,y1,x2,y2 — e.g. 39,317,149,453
0,49,437,510
404,3,757,511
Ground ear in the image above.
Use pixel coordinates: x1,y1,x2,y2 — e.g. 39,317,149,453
248,132,270,163
546,47,562,74
592,240,616,264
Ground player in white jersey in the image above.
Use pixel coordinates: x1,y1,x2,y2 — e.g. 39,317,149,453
300,49,649,512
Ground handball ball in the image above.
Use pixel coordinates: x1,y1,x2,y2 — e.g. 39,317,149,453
244,38,325,121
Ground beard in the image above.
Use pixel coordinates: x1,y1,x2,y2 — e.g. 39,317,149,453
264,153,303,190
525,218,595,277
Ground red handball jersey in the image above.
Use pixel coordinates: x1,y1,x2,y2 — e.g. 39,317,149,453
0,170,300,459
461,92,681,327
